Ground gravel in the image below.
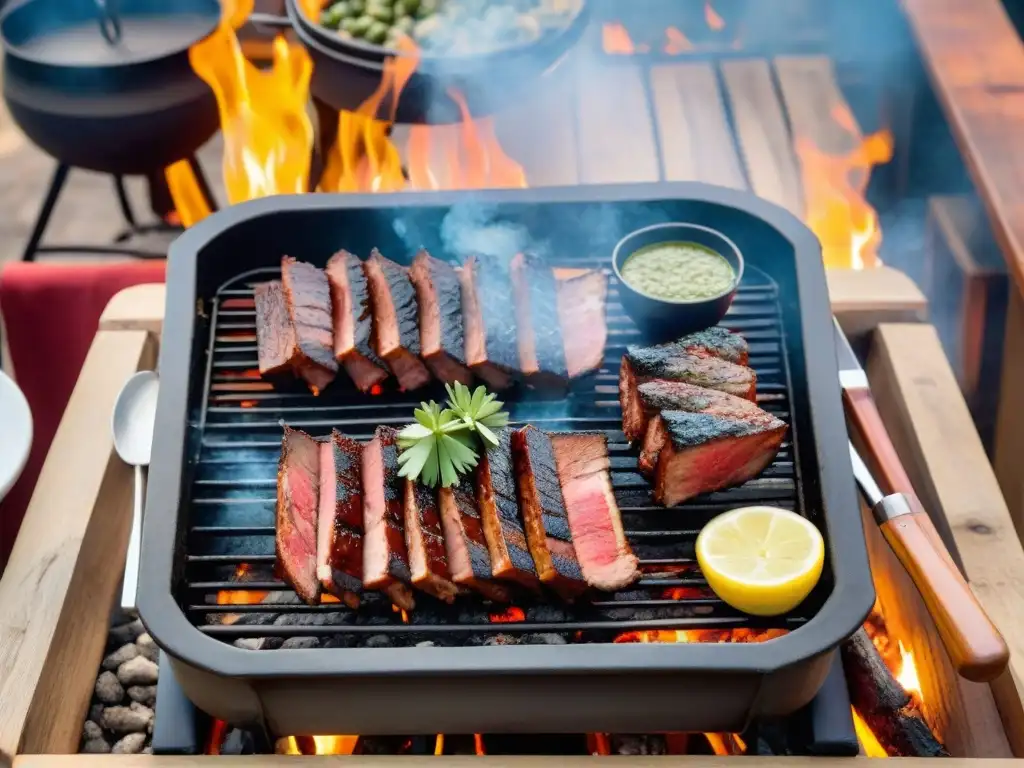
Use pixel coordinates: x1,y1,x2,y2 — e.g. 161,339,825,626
117,656,159,686
94,671,124,704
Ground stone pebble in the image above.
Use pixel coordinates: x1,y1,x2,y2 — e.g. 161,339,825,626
117,655,159,686
136,633,160,663
101,706,150,734
82,738,111,754
102,643,139,671
94,671,124,704
112,732,148,754
82,721,103,741
127,685,158,706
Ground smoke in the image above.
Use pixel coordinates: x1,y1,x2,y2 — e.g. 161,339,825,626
439,203,548,261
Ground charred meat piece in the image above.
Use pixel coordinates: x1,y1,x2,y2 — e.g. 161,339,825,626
460,256,519,389
316,431,362,608
551,433,639,591
363,249,432,391
277,426,322,605
361,427,416,606
653,409,787,506
511,253,568,387
254,281,297,379
409,249,472,385
438,479,511,602
475,427,540,589
403,481,459,602
665,327,749,365
280,256,338,394
512,426,586,599
326,250,389,392
557,269,608,378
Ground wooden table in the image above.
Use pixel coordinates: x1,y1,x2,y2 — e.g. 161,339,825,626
2,269,1023,767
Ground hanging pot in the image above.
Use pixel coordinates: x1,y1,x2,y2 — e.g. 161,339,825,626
1,0,221,174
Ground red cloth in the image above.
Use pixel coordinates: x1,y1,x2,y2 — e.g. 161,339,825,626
0,261,166,571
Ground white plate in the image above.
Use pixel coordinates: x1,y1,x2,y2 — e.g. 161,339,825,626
0,369,33,502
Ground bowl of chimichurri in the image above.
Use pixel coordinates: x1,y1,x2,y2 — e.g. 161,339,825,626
612,222,744,341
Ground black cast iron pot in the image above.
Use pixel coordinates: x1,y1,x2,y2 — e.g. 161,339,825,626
1,0,221,175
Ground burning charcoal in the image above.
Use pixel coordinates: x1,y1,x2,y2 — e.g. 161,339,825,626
82,737,111,754
83,721,104,742
483,633,519,646
280,637,320,650
101,705,150,734
127,686,157,707
102,643,139,671
364,634,393,648
456,606,492,624
520,633,568,645
94,671,124,704
525,605,567,622
112,732,148,754
117,656,159,686
136,634,159,663
611,735,668,756
324,635,358,649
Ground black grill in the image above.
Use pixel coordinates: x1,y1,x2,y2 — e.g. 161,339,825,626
183,259,813,645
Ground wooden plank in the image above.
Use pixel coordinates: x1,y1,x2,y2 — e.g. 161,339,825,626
0,330,157,765
994,288,1024,540
774,56,860,157
826,267,928,343
99,285,167,335
901,0,1024,294
867,323,1024,757
574,60,659,184
648,63,745,188
721,59,804,215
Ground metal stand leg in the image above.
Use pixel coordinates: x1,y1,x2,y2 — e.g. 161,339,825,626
113,175,138,229
22,162,71,262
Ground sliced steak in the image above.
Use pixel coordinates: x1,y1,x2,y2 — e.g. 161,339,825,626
511,253,568,387
512,426,586,599
409,249,472,385
361,427,416,608
325,250,389,392
653,409,787,506
667,327,749,365
474,427,539,589
363,249,432,391
316,431,362,609
557,269,608,378
277,426,321,605
551,433,639,591
254,281,296,378
280,256,338,394
403,481,459,602
460,256,519,389
438,480,511,602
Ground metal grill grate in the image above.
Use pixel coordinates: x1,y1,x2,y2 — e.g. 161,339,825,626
181,258,816,645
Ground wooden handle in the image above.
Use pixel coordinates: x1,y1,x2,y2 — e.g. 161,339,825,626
843,385,1010,682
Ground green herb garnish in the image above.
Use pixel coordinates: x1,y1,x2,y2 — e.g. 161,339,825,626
396,385,510,487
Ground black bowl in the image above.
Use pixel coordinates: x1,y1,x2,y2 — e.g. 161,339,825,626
612,222,745,343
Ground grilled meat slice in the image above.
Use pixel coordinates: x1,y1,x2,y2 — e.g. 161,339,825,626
512,426,586,599
551,433,639,591
363,249,432,391
511,253,568,387
475,427,540,589
409,249,472,385
277,426,322,605
664,327,749,365
254,281,297,379
653,409,787,506
438,479,511,602
326,250,389,392
316,431,363,608
280,256,338,394
361,427,416,606
557,269,608,378
403,480,459,602
460,256,519,389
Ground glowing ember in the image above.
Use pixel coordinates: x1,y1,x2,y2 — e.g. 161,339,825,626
216,563,270,621
602,22,635,55
489,606,526,623
474,734,486,755
587,733,612,755
704,2,726,31
276,735,359,755
614,628,787,644
852,708,888,758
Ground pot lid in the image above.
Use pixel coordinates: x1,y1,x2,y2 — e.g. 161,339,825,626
1,0,220,67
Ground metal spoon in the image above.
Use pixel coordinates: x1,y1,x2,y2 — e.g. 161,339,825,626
112,370,159,613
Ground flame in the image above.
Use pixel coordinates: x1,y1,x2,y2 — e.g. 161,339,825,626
852,709,888,757
664,26,693,54
794,103,894,269
474,734,486,755
613,628,786,644
277,736,359,755
704,2,726,31
434,735,444,756
164,160,212,227
587,734,612,756
489,606,526,623
216,563,269,612
602,22,635,55
895,640,922,699
705,733,744,756
206,719,229,755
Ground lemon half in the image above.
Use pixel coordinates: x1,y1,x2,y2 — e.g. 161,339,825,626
696,506,825,617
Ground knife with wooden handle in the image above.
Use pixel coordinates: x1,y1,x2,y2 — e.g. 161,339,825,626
836,318,1008,683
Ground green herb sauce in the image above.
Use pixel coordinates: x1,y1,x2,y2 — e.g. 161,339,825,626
621,241,735,301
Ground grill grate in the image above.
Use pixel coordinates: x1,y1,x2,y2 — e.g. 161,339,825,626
181,258,817,645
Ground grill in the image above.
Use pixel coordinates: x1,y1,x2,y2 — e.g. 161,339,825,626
140,183,874,736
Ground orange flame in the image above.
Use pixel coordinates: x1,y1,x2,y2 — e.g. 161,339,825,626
664,26,693,54
852,709,888,757
474,734,486,755
216,563,270,608
704,2,726,31
489,606,526,623
705,733,745,756
895,640,922,699
602,22,635,55
277,736,359,755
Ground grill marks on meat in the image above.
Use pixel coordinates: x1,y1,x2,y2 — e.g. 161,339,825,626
403,481,459,602
361,427,415,608
460,256,519,389
438,480,511,602
280,257,338,394
653,409,787,506
667,327,749,365
316,431,362,608
623,346,756,401
551,433,639,591
326,250,389,392
512,426,586,599
277,426,322,604
409,250,472,385
511,253,568,386
475,428,540,589
363,249,432,391
557,270,608,378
